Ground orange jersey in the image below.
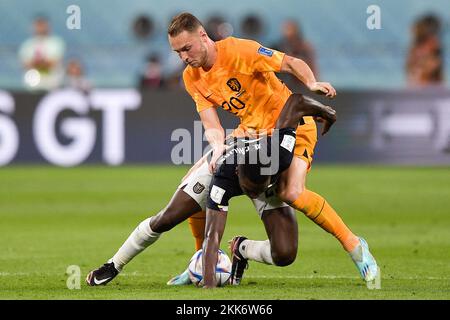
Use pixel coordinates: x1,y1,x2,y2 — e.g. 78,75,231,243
183,37,293,136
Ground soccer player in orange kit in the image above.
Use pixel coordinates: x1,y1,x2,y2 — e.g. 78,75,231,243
167,13,377,285
86,13,377,288
86,91,338,287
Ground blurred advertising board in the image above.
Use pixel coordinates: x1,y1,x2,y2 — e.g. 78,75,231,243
1,88,449,166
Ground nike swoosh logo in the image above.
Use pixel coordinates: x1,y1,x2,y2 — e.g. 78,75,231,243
93,277,111,285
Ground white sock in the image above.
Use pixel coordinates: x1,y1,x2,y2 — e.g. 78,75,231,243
110,217,160,271
239,239,274,265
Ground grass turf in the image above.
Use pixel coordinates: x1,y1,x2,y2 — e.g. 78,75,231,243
0,165,449,299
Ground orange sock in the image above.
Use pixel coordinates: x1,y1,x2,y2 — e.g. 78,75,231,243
188,211,206,251
292,189,359,252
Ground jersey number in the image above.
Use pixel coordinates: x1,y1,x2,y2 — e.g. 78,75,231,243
222,97,246,115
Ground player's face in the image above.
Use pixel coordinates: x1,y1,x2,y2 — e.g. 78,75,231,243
169,30,208,68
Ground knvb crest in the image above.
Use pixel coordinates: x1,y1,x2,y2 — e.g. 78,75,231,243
227,78,241,92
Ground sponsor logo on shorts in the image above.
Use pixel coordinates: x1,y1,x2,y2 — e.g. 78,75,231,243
258,46,273,57
193,182,205,194
226,78,241,92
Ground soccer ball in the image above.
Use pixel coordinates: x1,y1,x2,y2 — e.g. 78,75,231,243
188,249,232,287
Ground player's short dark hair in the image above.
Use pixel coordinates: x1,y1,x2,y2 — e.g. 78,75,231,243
168,12,203,37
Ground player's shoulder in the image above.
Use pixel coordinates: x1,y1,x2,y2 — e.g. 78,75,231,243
219,36,260,51
219,37,262,67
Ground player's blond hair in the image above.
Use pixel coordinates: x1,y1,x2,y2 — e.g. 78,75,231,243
168,12,203,37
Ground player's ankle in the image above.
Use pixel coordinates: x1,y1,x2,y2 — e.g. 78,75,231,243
108,258,123,272
342,234,360,252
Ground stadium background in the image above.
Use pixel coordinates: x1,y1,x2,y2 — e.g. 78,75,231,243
1,0,449,300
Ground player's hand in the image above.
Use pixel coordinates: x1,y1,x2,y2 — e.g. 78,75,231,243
315,105,337,136
199,275,216,289
208,144,227,173
308,81,337,98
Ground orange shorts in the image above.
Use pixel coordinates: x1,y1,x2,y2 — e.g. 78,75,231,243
294,116,317,171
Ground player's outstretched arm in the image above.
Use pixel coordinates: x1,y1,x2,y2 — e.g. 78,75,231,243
276,94,337,135
280,55,336,98
202,208,227,288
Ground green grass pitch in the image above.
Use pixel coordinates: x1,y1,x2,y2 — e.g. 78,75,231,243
1,165,449,299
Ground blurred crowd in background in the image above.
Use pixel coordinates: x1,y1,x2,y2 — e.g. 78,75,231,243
17,13,324,92
406,14,444,87
1,0,448,92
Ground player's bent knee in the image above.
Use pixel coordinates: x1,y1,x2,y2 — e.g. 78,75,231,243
271,248,297,267
278,187,303,204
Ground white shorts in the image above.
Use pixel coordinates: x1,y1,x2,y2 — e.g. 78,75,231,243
178,160,212,211
251,184,289,217
178,161,288,217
